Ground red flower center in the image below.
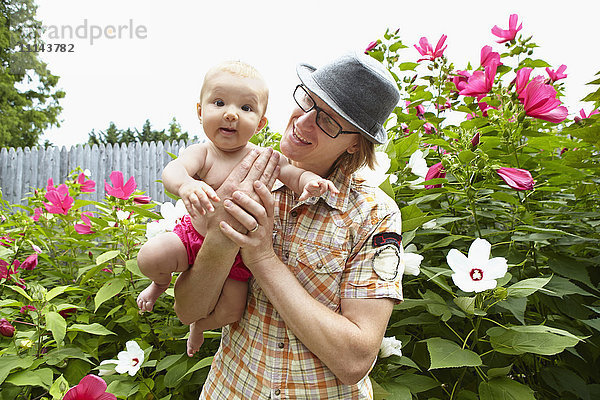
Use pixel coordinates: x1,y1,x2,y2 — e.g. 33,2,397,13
470,268,484,281
131,357,139,366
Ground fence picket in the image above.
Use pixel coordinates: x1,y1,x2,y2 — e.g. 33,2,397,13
0,141,196,206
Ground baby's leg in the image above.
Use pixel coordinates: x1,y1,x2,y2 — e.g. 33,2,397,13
186,278,249,356
137,232,188,312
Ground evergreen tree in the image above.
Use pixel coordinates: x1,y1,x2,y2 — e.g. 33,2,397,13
0,0,64,148
86,118,191,145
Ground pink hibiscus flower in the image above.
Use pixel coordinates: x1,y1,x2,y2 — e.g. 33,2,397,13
104,171,137,200
491,14,523,43
77,173,96,193
75,212,95,235
63,375,116,400
521,77,568,123
414,34,448,62
459,62,498,98
44,184,74,215
574,108,600,123
546,64,567,82
364,41,378,53
480,46,502,68
425,162,446,189
496,167,534,190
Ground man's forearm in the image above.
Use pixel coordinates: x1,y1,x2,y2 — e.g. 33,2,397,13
249,255,393,385
174,227,238,324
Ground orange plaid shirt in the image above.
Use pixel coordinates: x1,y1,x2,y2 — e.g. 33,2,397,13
200,168,403,399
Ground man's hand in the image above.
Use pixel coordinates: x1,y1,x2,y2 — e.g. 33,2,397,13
203,148,280,233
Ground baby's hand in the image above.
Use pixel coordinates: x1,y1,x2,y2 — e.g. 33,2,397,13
298,179,339,201
179,180,220,216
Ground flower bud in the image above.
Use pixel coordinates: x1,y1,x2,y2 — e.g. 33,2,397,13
0,318,15,337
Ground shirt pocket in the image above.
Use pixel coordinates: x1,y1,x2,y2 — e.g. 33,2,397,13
295,242,348,311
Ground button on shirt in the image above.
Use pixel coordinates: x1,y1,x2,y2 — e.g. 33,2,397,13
200,168,403,399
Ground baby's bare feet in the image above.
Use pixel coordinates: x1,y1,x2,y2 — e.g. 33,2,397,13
187,322,205,357
136,282,169,313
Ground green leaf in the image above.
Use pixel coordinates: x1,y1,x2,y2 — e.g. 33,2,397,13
487,365,513,379
96,249,121,266
544,275,596,298
45,346,93,366
156,354,185,372
425,337,482,369
398,62,418,71
487,325,583,355
106,377,138,398
6,285,33,301
506,276,552,298
49,374,70,400
479,377,536,400
5,368,54,389
380,382,412,400
94,277,127,311
46,285,80,301
458,150,476,164
0,355,34,385
490,191,520,206
395,133,420,158
45,311,67,346
164,359,190,388
125,258,144,277
179,356,214,381
123,204,161,220
68,323,115,335
422,290,452,321
581,318,600,333
394,373,439,393
453,296,476,315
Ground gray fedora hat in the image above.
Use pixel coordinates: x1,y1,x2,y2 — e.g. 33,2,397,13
296,52,400,144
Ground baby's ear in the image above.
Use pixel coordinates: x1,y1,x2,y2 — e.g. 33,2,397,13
256,116,268,133
196,103,202,120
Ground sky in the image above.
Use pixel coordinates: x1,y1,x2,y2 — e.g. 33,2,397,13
34,0,600,148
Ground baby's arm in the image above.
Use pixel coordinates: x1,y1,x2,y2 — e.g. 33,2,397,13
162,143,220,216
277,153,339,201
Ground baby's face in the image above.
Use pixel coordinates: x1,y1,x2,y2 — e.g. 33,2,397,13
198,71,268,153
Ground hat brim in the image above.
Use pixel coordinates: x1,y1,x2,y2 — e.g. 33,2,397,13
296,63,385,144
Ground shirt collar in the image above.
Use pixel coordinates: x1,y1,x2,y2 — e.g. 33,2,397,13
272,167,352,212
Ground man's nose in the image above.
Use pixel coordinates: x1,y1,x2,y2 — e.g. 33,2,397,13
296,108,318,130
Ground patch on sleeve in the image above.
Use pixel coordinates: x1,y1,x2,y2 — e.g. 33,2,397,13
373,232,402,251
372,246,401,281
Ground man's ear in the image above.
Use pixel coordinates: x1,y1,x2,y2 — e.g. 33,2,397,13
346,141,360,154
256,116,268,133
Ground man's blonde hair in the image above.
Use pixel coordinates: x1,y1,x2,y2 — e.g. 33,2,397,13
199,61,269,115
330,134,376,175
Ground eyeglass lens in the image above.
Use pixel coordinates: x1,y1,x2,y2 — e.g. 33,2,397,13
293,85,341,138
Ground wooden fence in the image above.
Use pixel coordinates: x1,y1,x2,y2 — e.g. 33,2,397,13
0,140,196,207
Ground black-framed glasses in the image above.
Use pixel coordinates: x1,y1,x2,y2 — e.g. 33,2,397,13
293,85,361,139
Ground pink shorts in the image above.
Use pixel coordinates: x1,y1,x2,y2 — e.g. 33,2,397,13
173,215,252,282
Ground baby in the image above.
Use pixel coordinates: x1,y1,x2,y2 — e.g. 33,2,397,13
136,61,337,357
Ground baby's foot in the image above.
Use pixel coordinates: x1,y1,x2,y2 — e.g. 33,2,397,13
136,282,169,313
187,323,205,357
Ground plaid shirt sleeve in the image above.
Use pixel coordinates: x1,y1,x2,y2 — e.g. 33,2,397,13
341,210,403,303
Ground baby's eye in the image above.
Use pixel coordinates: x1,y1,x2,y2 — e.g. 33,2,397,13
214,100,225,106
241,105,253,112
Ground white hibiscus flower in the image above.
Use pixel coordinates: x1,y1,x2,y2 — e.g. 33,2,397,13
402,244,424,276
145,199,188,239
99,340,145,376
379,336,403,358
357,151,398,187
446,238,508,293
